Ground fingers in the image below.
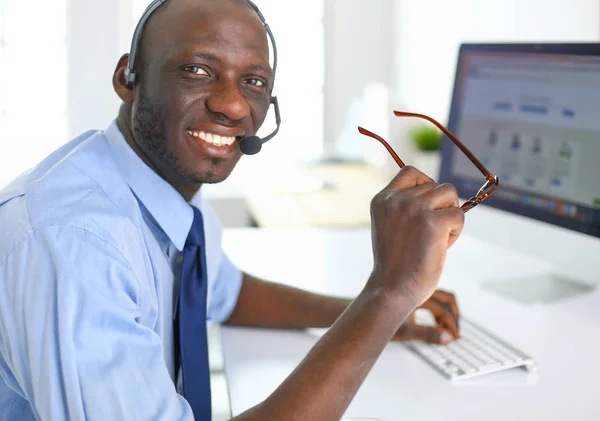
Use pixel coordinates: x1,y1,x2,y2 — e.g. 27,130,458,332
395,324,455,345
434,207,465,247
387,166,434,190
394,293,460,344
387,168,461,214
418,183,460,210
432,290,461,321
407,182,439,197
420,293,460,339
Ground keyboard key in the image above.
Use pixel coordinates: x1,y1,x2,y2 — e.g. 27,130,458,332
406,317,535,380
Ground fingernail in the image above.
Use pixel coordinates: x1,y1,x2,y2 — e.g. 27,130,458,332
441,331,453,344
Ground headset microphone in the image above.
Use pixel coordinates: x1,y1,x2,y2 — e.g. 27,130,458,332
239,96,281,155
126,0,281,156
239,136,262,155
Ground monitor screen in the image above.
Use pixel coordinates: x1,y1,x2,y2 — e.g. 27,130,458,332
439,44,600,238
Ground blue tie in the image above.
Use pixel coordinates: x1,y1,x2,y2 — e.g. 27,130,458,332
176,206,211,420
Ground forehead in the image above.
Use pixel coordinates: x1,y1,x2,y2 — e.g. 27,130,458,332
145,0,270,68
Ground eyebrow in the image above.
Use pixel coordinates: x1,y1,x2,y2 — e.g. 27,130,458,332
247,63,272,75
187,51,220,62
177,50,272,75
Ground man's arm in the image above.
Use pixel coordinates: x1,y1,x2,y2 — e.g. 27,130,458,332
229,166,465,421
226,269,460,343
225,272,349,329
233,278,412,421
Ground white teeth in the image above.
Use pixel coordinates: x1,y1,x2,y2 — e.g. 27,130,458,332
186,130,235,146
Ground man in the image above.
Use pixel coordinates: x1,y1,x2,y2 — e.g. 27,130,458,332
0,0,464,420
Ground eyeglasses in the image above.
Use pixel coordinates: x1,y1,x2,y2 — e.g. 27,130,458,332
358,111,499,213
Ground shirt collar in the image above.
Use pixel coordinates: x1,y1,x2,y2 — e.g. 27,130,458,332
104,120,193,251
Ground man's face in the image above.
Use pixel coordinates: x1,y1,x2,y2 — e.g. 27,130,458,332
130,1,272,186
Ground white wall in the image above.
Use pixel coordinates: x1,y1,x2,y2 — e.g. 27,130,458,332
323,0,395,159
322,0,600,169
391,0,600,155
66,0,133,138
0,0,70,188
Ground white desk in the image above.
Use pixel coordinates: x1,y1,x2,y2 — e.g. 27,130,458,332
221,228,600,421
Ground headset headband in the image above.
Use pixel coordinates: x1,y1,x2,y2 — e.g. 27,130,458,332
124,0,278,92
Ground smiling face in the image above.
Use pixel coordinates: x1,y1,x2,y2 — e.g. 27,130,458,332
113,0,272,199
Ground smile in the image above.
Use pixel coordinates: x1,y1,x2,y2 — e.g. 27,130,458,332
186,130,237,147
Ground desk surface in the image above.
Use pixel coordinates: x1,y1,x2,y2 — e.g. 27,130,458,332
242,163,388,228
221,228,600,421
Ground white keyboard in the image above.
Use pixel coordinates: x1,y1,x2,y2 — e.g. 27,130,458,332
405,318,537,380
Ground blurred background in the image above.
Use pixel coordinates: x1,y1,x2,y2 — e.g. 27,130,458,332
1,0,599,228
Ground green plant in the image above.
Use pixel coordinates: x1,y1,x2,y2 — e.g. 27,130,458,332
410,125,442,152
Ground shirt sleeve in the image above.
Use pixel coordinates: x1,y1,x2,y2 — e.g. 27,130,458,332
196,197,244,324
207,252,243,323
0,224,195,421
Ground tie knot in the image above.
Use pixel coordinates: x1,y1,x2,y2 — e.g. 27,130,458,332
185,206,205,248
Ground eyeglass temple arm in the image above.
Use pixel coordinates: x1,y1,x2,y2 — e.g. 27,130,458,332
358,125,495,213
357,127,406,168
393,111,494,181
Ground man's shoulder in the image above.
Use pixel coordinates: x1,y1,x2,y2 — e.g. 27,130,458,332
0,129,142,261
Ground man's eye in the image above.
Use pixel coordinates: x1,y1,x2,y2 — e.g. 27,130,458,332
244,78,266,88
184,66,209,76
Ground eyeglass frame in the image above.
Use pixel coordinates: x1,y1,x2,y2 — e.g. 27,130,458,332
358,111,499,213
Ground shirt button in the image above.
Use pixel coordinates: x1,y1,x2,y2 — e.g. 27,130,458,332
176,255,183,265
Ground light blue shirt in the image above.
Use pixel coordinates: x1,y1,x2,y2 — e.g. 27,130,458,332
0,121,243,420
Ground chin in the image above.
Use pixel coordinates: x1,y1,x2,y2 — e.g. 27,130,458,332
197,174,230,185
190,161,238,185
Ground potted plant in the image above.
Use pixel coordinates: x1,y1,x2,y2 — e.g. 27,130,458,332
409,124,442,179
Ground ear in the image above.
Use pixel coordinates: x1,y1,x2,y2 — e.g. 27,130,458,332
113,54,135,103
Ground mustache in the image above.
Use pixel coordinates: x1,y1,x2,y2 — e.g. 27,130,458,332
206,111,244,128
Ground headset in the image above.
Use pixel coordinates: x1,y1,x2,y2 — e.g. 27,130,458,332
123,0,281,155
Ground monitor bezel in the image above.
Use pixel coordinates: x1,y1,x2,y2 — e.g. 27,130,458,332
439,42,600,238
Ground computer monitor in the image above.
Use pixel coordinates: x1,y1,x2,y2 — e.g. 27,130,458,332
439,43,600,301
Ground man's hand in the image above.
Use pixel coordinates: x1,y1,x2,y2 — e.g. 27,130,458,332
392,290,460,344
234,165,466,421
367,166,465,310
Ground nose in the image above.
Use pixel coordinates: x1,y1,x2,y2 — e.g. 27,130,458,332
206,79,251,123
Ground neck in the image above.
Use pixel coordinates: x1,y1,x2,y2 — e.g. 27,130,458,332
116,105,201,202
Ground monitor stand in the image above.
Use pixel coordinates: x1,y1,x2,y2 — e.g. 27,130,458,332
480,274,596,305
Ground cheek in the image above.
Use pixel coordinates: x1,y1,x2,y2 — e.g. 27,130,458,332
158,87,206,128
165,88,193,112
252,98,272,128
